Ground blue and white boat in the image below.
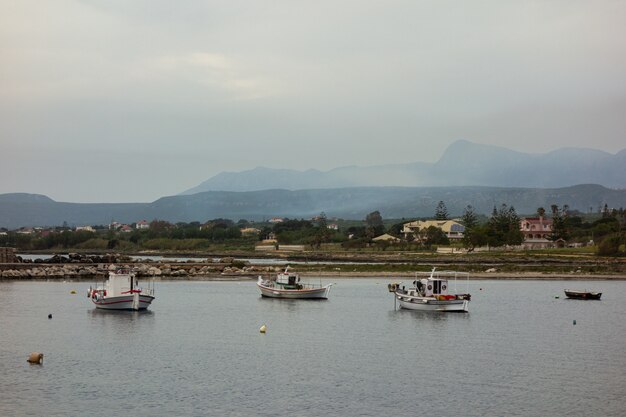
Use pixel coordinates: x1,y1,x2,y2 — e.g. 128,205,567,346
393,268,471,312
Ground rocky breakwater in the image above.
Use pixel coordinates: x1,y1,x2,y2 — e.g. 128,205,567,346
0,255,279,280
1,264,101,279
17,253,132,264
129,260,276,279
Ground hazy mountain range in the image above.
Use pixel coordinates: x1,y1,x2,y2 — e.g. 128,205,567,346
2,184,625,229
182,140,626,194
2,141,625,228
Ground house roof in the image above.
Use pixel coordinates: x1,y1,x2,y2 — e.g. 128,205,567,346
402,220,465,233
372,233,400,242
521,217,553,225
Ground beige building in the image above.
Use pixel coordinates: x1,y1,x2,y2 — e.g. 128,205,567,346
240,227,261,236
401,220,465,240
372,233,401,242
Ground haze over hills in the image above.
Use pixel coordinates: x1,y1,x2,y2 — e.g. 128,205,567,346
2,184,626,229
3,141,626,228
181,141,626,194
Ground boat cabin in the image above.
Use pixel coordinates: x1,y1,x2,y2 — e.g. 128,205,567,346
276,272,302,289
407,277,450,297
108,269,140,295
421,278,449,297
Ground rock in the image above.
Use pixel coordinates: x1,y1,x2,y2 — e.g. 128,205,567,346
147,267,162,276
485,268,497,273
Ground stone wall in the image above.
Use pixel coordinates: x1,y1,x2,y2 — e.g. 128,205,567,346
0,247,17,263
0,262,276,279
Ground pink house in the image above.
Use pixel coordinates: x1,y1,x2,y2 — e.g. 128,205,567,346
520,217,553,249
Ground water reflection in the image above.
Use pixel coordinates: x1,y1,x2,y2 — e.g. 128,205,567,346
87,308,154,318
87,308,155,330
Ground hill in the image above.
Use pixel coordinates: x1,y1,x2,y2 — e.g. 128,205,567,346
1,184,625,228
181,140,626,194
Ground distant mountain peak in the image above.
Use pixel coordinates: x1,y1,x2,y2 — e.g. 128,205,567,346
180,141,626,194
0,193,55,203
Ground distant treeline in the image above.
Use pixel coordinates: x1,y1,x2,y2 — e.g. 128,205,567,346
1,205,624,256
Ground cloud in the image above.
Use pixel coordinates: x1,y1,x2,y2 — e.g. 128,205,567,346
150,52,280,101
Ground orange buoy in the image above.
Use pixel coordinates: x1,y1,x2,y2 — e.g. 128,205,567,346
27,352,44,364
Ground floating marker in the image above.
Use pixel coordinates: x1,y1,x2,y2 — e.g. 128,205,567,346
554,296,559,299
27,352,44,364
573,320,576,325
48,314,52,319
70,290,76,294
259,324,267,334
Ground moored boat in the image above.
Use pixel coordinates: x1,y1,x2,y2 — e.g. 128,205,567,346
393,268,471,312
257,267,332,299
88,267,155,310
564,289,602,300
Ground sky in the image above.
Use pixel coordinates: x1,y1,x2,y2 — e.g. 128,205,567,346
1,0,625,203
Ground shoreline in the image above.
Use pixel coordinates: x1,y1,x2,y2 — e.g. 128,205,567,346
2,252,625,281
1,272,625,282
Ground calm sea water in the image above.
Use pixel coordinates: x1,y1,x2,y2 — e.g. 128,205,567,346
1,278,625,417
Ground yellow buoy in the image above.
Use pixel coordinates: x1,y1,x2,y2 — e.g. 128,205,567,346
27,352,44,364
259,325,267,334
70,290,76,294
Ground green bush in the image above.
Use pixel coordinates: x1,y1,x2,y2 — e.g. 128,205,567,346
596,235,623,257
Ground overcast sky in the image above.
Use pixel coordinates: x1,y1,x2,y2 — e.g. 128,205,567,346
1,0,625,203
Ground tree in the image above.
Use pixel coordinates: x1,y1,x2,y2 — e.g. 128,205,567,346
461,205,478,229
316,212,328,228
596,234,624,256
365,210,384,238
461,205,480,249
487,204,523,247
421,226,449,246
537,207,546,218
435,201,449,220
312,212,331,249
550,205,569,241
388,221,406,237
464,225,489,250
365,211,383,228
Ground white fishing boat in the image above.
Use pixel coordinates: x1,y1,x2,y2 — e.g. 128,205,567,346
392,268,471,312
88,267,155,310
257,267,332,299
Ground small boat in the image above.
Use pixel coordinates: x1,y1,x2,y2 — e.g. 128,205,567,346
257,267,332,299
393,268,471,312
88,267,155,310
564,289,602,300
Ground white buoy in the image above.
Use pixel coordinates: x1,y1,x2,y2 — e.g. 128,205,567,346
27,352,44,364
259,325,267,333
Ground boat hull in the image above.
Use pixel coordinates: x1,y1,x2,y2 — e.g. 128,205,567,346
92,294,155,310
257,282,332,299
564,290,602,300
396,294,469,312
